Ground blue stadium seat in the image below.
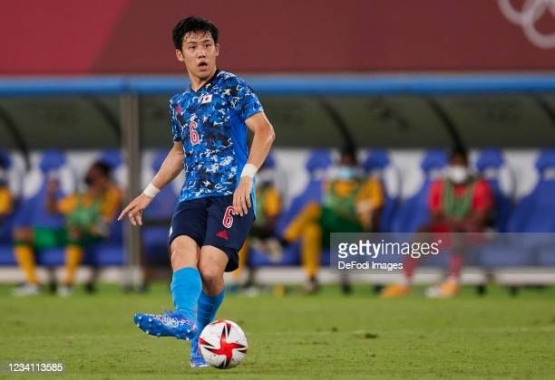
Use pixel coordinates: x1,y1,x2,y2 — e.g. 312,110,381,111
475,149,515,232
141,151,177,266
391,149,447,233
479,149,555,268
85,149,126,266
506,149,555,233
363,149,401,232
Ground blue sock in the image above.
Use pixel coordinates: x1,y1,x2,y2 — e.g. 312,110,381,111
195,289,225,339
170,267,202,322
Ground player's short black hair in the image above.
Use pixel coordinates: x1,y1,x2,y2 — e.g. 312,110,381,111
449,145,469,163
91,161,112,179
172,16,219,50
340,144,358,165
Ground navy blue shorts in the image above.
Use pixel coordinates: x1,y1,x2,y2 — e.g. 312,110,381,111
168,195,254,272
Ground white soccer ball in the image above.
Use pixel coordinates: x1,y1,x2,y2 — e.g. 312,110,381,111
199,319,248,369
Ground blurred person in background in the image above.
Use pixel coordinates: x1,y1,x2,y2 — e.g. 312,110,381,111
381,147,492,298
230,154,283,294
0,151,13,228
14,161,122,296
283,145,384,294
45,160,122,296
13,168,67,297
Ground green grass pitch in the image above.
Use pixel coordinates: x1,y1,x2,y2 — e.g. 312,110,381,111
1,284,554,379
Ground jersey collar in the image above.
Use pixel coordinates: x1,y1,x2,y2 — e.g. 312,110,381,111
190,69,221,93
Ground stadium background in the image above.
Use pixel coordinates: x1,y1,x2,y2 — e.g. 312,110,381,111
1,0,555,286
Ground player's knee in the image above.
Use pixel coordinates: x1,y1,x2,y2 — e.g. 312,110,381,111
198,264,224,286
169,235,200,269
170,250,197,270
13,227,32,242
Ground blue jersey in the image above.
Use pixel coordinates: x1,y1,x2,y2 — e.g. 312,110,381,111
170,70,263,202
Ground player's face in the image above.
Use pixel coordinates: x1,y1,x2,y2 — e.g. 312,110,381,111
176,31,219,81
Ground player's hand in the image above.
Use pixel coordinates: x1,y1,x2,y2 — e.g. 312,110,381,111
233,177,253,216
118,193,153,226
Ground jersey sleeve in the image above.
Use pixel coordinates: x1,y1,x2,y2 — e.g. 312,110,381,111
229,77,264,121
429,180,444,213
57,194,78,215
356,177,384,210
100,186,123,221
169,100,182,142
472,179,493,213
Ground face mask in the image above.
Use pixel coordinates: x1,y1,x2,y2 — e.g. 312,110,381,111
447,165,469,184
336,166,358,181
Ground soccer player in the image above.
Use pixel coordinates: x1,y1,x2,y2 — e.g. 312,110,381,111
283,146,384,294
381,147,492,298
46,161,123,296
118,16,275,368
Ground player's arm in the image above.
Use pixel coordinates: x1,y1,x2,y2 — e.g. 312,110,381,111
118,142,184,226
233,112,275,216
356,178,384,231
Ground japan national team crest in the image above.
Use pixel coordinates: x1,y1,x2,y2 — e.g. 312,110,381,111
201,94,213,104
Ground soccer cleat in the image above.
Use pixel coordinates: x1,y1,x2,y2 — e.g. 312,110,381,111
425,280,459,298
303,278,320,295
189,338,209,368
133,311,197,340
57,285,74,297
380,283,411,298
13,283,41,297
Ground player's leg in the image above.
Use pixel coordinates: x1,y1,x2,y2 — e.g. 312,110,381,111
381,227,436,298
13,227,40,295
282,202,321,242
58,244,83,296
59,228,100,296
282,203,322,294
134,200,207,340
380,255,418,298
301,221,323,294
425,253,462,298
189,195,254,368
169,235,203,321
